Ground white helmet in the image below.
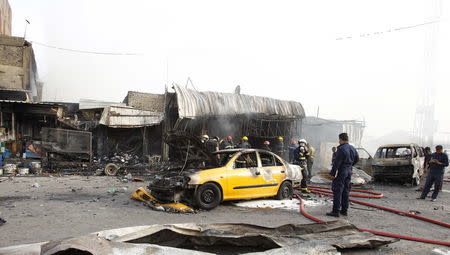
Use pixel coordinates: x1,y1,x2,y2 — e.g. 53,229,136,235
299,139,307,144
202,135,209,140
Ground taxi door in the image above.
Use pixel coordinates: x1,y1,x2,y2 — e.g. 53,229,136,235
226,151,270,199
257,151,286,196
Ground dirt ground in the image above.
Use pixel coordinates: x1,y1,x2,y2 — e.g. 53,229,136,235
0,175,449,254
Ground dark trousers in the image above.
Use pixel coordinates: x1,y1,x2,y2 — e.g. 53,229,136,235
332,170,352,212
420,172,443,199
306,159,314,178
295,161,308,188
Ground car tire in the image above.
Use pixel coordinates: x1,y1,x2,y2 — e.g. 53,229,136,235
194,183,222,210
104,163,119,176
276,181,293,200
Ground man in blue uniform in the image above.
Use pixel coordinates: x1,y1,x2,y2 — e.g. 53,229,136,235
288,140,299,163
419,145,448,201
327,133,359,217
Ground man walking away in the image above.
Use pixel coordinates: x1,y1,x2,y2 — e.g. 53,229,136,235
327,133,359,217
419,145,448,201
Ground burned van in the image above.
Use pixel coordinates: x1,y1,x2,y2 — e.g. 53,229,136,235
372,144,424,185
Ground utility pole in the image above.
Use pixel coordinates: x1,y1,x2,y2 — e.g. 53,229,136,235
413,0,441,146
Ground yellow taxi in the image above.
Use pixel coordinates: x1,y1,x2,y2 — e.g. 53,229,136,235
148,148,303,210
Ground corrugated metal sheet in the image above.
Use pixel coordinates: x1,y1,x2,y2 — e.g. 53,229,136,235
174,85,305,119
99,105,164,128
79,98,125,110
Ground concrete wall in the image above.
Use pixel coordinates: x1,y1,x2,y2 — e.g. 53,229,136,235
0,35,39,101
124,91,165,112
0,0,11,36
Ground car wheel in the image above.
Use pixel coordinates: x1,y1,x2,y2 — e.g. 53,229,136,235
194,183,222,210
276,181,293,200
104,163,119,176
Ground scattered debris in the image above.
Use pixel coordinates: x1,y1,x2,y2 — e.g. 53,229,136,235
408,210,421,215
311,167,373,185
131,187,194,213
31,183,41,188
0,221,397,254
133,177,144,182
0,218,6,226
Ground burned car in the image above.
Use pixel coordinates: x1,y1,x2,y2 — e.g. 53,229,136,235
372,143,424,185
147,131,303,210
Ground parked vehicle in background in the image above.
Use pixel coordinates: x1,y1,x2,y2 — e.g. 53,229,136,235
372,143,424,185
354,148,373,175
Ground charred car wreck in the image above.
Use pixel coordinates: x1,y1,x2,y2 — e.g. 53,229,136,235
147,131,303,209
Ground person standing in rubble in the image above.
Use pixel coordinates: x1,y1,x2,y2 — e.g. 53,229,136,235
274,137,285,158
293,145,310,193
418,145,448,202
331,147,337,166
288,140,299,163
417,147,432,191
298,139,312,178
327,133,359,217
262,141,271,151
237,136,251,149
306,142,315,178
220,136,235,150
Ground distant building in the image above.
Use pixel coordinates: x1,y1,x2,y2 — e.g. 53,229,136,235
0,0,11,36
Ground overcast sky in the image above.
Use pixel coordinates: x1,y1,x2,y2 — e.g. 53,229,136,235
8,0,450,142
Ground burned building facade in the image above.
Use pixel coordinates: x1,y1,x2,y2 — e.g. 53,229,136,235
302,116,365,172
163,85,305,160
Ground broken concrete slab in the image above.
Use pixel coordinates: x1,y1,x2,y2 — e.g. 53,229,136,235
0,221,396,255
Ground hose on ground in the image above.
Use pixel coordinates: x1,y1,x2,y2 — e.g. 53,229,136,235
294,186,450,246
306,185,450,228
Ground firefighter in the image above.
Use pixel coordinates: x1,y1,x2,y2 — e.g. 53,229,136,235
293,145,309,193
306,142,315,178
262,141,271,151
205,136,219,153
201,134,209,144
220,136,235,150
288,140,299,163
274,136,285,158
237,136,251,149
327,133,359,217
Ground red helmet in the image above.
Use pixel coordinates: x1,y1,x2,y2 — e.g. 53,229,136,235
226,136,233,141
263,141,270,145
290,140,297,145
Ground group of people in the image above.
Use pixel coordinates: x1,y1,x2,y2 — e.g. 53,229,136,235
200,135,290,156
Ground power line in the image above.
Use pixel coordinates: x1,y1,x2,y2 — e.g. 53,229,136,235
31,41,142,55
336,19,440,40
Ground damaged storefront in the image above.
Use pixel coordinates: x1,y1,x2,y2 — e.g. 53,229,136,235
164,85,305,160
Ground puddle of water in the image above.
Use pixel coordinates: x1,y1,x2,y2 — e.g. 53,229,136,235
234,199,326,211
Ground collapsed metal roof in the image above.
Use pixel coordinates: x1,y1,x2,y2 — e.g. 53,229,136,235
174,85,305,119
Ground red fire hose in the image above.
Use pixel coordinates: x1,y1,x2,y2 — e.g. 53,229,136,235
444,177,450,183
306,185,450,228
294,186,450,246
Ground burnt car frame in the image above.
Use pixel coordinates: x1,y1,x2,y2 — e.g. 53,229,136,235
372,143,424,185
